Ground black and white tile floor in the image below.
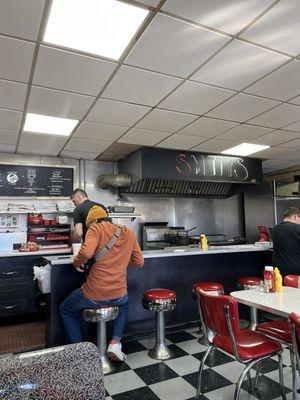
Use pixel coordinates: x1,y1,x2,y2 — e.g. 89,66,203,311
104,324,296,400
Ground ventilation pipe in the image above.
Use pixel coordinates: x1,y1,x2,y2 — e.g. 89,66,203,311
96,174,132,190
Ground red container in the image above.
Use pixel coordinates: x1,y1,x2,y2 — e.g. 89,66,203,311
28,213,43,225
264,269,275,292
44,220,51,225
50,219,57,225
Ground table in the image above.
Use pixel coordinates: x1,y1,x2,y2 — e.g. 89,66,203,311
231,286,300,319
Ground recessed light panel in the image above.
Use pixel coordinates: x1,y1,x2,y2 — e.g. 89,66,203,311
23,113,78,136
44,0,149,60
221,143,269,156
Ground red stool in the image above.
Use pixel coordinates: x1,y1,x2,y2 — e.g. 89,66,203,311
193,282,224,344
237,276,261,330
142,288,176,360
284,274,300,288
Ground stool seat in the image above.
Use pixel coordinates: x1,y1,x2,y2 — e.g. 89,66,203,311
82,306,119,323
143,288,176,300
237,276,261,288
193,282,224,293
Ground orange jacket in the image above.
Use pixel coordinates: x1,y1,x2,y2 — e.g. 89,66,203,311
73,221,144,301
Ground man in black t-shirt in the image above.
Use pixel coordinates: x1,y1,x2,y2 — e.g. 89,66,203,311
71,188,107,242
273,207,300,275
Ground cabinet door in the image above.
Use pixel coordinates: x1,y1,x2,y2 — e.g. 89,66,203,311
0,280,28,300
0,264,27,280
0,299,28,316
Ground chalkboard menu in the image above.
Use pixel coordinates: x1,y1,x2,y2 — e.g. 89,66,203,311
0,164,73,197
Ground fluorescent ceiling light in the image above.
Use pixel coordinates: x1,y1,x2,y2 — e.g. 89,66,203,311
221,143,270,156
44,0,149,60
23,113,78,136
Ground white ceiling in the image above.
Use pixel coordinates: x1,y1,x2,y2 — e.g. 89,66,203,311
0,0,300,174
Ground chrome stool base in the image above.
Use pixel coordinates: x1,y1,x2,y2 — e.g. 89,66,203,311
101,355,116,374
149,343,173,360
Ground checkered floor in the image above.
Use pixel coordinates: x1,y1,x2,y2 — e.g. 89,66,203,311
104,323,296,400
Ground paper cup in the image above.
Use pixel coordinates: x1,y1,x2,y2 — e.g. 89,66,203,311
72,243,81,256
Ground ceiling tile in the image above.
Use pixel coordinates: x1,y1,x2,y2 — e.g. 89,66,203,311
86,98,150,126
245,60,300,101
0,143,16,153
73,121,128,141
162,0,274,35
280,120,300,133
251,130,300,146
17,145,61,156
251,146,296,159
192,139,239,153
280,138,300,150
249,104,300,128
241,0,300,56
27,86,95,119
263,159,295,169
118,128,170,146
156,133,206,150
0,129,18,145
0,79,27,111
136,109,197,132
0,108,22,130
0,0,44,40
105,142,141,155
33,46,116,95
160,81,235,115
216,124,272,141
288,96,300,106
60,150,99,160
125,14,229,78
136,0,160,6
19,133,68,148
178,117,238,138
64,138,112,153
102,65,182,106
0,35,35,82
207,93,279,122
191,40,288,91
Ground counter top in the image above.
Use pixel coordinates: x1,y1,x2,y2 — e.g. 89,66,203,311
0,248,72,258
46,244,272,265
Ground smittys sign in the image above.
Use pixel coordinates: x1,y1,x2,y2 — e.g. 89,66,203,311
139,149,262,184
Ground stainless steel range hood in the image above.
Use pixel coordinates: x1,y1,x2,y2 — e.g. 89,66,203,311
116,149,262,198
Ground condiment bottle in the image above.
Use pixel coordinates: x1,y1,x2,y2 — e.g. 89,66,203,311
200,234,208,250
274,267,283,292
264,266,275,292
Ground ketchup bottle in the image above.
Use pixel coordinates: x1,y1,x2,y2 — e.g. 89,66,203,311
264,266,275,292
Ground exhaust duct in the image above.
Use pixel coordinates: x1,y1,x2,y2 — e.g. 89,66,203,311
96,174,132,190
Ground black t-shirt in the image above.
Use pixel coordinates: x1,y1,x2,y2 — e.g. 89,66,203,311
272,221,300,274
73,199,107,240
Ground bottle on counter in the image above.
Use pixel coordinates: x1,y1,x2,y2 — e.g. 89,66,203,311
264,266,275,293
274,267,283,292
200,234,208,250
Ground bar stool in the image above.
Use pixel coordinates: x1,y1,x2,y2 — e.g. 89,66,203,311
237,276,261,330
142,288,176,360
193,282,224,344
82,306,119,374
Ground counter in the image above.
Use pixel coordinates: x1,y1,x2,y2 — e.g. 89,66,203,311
45,245,272,347
0,248,71,258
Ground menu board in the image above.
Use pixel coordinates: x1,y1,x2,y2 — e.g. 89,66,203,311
0,164,73,197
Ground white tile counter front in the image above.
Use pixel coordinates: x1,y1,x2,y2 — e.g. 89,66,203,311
46,244,271,265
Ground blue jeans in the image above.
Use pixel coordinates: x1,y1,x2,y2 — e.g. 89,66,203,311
60,288,128,344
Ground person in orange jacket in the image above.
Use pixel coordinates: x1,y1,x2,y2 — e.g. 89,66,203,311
60,206,144,361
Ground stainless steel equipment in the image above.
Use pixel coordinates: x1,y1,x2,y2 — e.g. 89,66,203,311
142,222,170,250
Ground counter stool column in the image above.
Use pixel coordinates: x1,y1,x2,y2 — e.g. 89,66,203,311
193,282,224,344
82,306,119,374
237,277,261,331
142,288,176,360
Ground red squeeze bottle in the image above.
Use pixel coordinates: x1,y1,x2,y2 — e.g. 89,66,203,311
264,266,275,292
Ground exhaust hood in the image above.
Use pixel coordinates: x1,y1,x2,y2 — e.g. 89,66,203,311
117,149,262,198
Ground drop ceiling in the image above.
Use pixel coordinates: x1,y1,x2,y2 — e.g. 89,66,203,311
0,0,300,174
